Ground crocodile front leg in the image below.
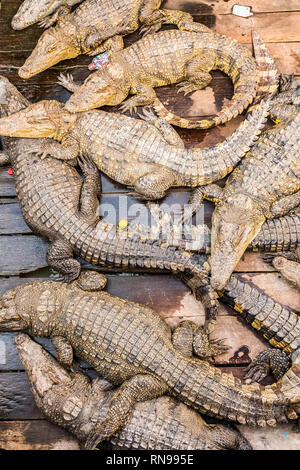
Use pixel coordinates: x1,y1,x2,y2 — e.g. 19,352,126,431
51,335,73,368
38,5,71,29
77,154,101,223
120,83,157,114
139,109,185,148
172,321,229,359
84,374,168,449
57,73,81,93
87,36,124,57
269,191,300,218
0,151,10,166
179,184,223,225
244,349,291,382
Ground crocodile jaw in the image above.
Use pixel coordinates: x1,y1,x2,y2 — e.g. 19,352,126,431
210,200,265,291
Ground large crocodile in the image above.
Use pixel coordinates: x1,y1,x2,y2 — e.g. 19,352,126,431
11,0,82,30
58,27,277,129
0,75,222,331
0,92,271,201
1,270,300,450
181,75,300,291
17,0,198,79
15,333,252,450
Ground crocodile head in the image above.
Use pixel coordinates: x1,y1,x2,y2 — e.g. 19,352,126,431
65,62,131,113
210,196,265,291
15,333,108,433
0,99,76,140
12,0,65,30
0,289,29,331
19,20,81,79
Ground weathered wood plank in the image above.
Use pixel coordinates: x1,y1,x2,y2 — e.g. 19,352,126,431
0,419,298,450
0,421,80,450
0,235,48,275
0,204,31,234
165,0,300,15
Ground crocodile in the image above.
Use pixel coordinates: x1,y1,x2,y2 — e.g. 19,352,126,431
1,270,300,450
0,92,271,201
59,27,277,130
17,0,199,79
0,76,221,330
11,0,82,30
15,333,252,450
181,75,300,292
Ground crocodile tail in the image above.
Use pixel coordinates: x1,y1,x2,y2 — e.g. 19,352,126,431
252,30,278,101
219,274,300,356
153,33,277,129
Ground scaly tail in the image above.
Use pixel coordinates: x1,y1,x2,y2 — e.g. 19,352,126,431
153,31,277,129
252,31,278,102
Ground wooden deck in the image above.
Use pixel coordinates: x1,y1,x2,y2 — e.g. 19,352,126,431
0,0,300,450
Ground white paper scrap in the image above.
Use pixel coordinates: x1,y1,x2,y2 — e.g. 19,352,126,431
232,5,253,18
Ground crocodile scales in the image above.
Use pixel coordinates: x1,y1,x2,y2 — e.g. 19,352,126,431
1,271,300,450
0,76,220,330
11,0,83,30
59,27,277,129
18,0,199,79
182,75,300,291
0,92,271,201
15,333,252,450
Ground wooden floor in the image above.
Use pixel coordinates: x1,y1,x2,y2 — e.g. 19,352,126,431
0,0,300,450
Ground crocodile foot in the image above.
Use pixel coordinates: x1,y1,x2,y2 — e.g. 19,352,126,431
177,81,199,96
244,349,290,383
139,22,163,37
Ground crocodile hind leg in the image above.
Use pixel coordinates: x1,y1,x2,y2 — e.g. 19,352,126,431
130,167,176,200
77,153,101,223
0,151,10,166
172,321,229,359
119,83,156,114
47,238,81,283
244,349,291,382
177,54,216,96
84,374,168,449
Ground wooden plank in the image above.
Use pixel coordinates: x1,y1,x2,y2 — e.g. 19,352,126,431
0,204,31,234
0,418,298,451
0,235,48,275
213,12,300,44
165,0,300,15
0,421,79,450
